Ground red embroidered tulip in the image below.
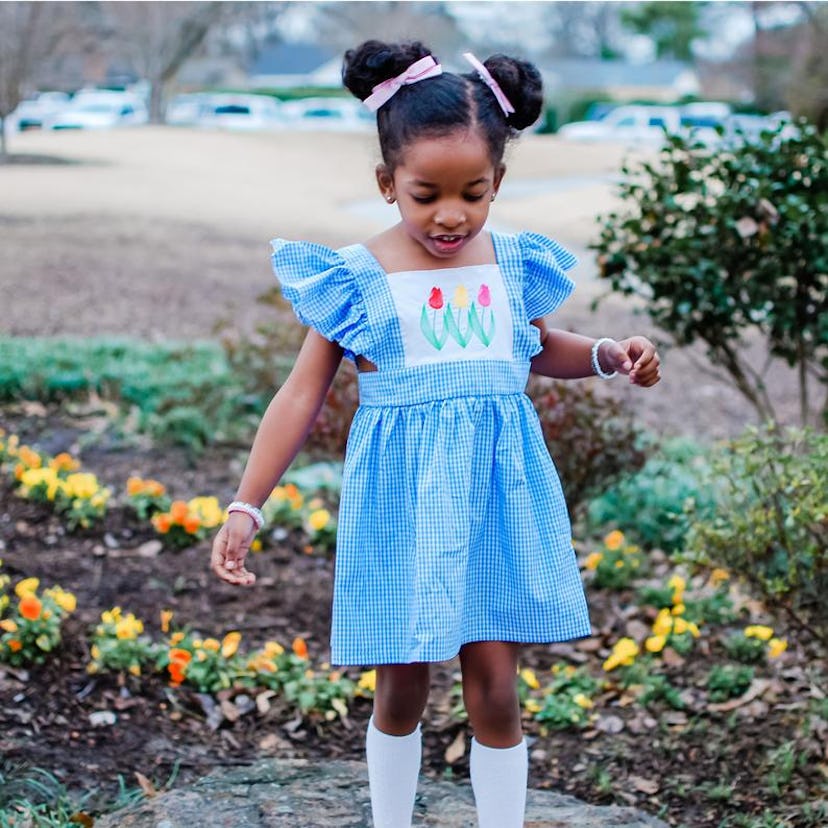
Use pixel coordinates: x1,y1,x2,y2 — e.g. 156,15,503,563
428,287,443,309
477,284,491,307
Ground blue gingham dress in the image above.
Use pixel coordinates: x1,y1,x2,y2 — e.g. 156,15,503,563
271,231,591,666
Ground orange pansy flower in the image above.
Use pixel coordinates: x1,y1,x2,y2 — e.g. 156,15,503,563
183,515,201,534
170,501,189,524
152,513,172,534
292,637,308,659
19,594,43,621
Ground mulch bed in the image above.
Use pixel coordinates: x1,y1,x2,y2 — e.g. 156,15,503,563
1,407,825,826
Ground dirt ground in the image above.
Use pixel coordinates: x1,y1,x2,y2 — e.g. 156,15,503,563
0,128,822,825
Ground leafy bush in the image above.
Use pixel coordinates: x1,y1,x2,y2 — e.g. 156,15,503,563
684,426,827,647
592,120,828,426
706,664,755,702
587,438,715,553
527,376,649,519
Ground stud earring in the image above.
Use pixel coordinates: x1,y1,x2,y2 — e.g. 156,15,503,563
490,193,496,202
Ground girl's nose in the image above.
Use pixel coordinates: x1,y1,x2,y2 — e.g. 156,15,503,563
435,207,465,229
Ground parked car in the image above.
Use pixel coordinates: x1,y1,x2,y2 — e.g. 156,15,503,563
11,91,71,130
43,90,148,130
280,97,372,131
558,103,724,146
170,93,283,130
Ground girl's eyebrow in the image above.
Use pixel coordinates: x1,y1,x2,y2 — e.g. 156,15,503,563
410,176,491,188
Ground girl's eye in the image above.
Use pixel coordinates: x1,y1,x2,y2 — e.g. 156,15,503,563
411,195,435,204
465,194,485,202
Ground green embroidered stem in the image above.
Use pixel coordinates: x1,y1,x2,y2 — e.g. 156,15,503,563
445,305,471,347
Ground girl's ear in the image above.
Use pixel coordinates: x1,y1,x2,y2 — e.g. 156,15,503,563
493,163,506,197
376,164,395,203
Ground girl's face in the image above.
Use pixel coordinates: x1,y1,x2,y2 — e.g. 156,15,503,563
377,130,504,261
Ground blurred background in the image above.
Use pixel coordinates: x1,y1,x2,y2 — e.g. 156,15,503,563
1,0,826,144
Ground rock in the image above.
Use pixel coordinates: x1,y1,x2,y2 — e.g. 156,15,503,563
96,759,668,827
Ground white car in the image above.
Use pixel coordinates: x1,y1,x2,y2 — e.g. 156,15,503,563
280,97,372,132
44,91,148,130
11,91,71,130
558,105,683,145
184,94,283,131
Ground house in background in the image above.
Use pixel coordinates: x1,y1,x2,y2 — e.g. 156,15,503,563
541,57,700,110
247,42,341,89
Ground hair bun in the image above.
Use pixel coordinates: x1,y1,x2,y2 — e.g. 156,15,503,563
482,54,543,130
342,40,433,102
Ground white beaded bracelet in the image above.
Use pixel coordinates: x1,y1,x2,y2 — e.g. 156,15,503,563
590,338,618,380
226,501,265,531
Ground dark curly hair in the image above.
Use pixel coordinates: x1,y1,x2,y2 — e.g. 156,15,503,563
342,40,543,171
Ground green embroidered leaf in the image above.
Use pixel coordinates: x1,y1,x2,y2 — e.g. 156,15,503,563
420,304,444,350
468,303,494,347
445,305,471,347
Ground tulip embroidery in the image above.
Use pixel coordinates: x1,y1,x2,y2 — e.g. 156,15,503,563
420,283,495,349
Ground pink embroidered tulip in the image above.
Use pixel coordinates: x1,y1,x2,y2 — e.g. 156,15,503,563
428,287,444,309
477,284,491,307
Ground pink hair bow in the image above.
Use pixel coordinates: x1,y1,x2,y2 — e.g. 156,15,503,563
362,55,443,112
463,52,515,117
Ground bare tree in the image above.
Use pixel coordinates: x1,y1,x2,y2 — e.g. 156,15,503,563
0,2,79,160
102,1,225,123
312,1,466,59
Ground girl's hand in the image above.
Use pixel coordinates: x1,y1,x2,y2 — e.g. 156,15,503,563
601,337,661,387
210,513,257,586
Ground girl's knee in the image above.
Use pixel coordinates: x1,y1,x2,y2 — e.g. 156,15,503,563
373,663,430,734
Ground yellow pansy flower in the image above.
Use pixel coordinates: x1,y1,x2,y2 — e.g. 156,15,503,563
358,669,377,693
645,634,667,653
221,631,242,658
584,552,603,571
602,637,639,671
520,668,540,690
744,625,774,641
573,693,594,709
14,577,40,598
308,509,331,532
768,638,787,658
653,608,674,637
524,698,541,714
603,530,625,550
709,568,730,586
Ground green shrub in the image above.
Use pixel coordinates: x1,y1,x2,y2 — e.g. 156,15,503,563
684,426,827,647
592,120,828,426
706,664,755,701
587,437,714,552
527,376,649,520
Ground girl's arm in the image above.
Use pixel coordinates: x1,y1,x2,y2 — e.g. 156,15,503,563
530,320,661,387
211,329,344,586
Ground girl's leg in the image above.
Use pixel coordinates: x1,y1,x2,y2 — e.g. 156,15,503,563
460,641,527,828
366,662,430,828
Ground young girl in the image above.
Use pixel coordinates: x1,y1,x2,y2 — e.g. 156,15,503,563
212,40,660,828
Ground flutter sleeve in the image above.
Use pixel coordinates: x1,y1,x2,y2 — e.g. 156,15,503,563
270,239,371,362
519,231,578,320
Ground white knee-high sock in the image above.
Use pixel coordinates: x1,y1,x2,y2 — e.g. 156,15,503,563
470,737,528,828
366,715,422,828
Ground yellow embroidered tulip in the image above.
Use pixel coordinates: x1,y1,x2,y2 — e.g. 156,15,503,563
452,285,470,308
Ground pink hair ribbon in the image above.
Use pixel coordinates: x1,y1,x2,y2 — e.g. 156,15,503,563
362,55,443,112
462,52,515,117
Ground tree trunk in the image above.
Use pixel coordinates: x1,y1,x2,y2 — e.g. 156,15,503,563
0,116,8,162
